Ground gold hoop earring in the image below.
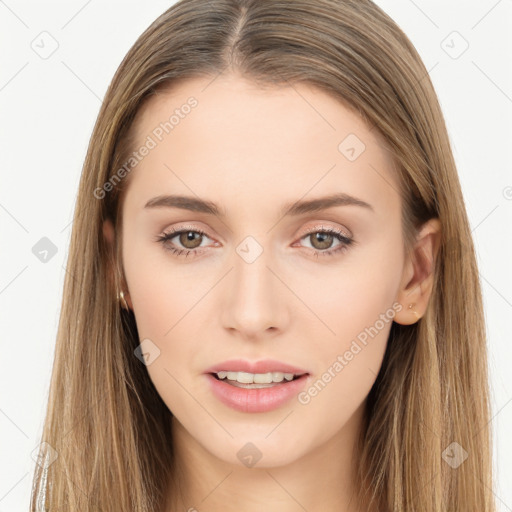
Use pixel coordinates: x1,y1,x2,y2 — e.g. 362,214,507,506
117,290,129,310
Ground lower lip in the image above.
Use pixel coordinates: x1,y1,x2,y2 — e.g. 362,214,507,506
205,373,309,413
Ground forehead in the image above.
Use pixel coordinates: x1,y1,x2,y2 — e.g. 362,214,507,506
132,74,374,151
125,74,400,217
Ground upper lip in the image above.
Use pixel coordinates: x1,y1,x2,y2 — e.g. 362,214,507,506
204,359,309,375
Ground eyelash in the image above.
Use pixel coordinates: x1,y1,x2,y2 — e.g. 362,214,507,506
154,224,354,259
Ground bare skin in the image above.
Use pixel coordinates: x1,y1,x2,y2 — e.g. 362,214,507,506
103,72,440,512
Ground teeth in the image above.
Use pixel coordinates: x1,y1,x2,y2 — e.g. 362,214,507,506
215,371,298,383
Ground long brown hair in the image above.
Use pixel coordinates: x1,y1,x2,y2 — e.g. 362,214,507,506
30,1,495,510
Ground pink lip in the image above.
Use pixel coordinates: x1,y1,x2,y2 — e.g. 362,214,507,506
205,373,310,413
203,359,309,375
203,359,310,413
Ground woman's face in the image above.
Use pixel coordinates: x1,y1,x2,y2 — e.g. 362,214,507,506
115,73,414,467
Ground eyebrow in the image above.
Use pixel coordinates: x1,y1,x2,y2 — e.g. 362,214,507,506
144,192,374,217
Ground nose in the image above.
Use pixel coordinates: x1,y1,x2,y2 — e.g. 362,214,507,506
220,242,289,340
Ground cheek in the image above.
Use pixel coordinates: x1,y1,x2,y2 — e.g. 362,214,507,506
122,238,213,402
123,235,203,338
125,266,203,420
292,236,402,424
293,231,403,350
294,305,393,448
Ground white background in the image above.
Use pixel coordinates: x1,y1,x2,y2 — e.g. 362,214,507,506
1,0,511,510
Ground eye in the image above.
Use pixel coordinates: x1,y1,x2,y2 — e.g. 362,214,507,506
155,226,214,258
296,225,354,258
155,224,355,259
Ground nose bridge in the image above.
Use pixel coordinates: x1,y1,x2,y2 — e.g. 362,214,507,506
221,235,286,336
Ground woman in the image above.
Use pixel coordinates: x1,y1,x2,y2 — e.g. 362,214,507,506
30,0,495,510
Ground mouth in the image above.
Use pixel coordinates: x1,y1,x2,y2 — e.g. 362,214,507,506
203,359,311,411
205,370,310,413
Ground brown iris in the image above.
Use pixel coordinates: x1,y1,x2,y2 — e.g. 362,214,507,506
309,232,334,250
179,231,203,249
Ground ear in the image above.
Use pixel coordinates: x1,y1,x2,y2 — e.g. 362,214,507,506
393,218,442,325
102,218,133,310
